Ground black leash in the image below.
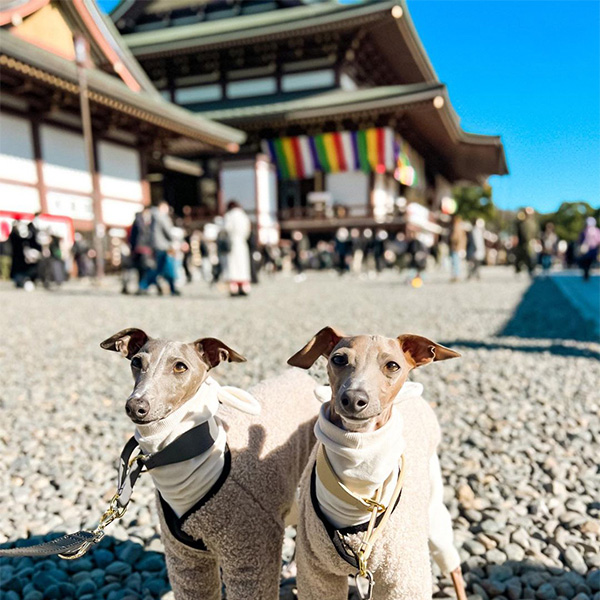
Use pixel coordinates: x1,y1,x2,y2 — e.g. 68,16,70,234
0,422,216,559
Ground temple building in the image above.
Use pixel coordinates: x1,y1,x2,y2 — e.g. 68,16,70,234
0,0,244,249
112,0,508,245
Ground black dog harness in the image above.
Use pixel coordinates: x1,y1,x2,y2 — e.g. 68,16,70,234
0,422,218,558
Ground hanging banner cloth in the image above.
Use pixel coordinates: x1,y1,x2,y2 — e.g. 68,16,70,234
395,138,419,187
261,128,398,180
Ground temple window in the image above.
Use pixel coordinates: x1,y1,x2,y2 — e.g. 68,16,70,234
226,77,277,99
175,84,223,105
281,69,335,93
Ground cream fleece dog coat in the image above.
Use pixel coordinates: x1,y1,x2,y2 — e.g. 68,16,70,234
295,386,460,600
154,369,321,600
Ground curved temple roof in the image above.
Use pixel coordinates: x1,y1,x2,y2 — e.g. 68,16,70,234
0,29,246,152
200,84,508,182
119,1,438,86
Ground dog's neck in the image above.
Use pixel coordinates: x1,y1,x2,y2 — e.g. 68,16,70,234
135,378,227,518
314,382,422,528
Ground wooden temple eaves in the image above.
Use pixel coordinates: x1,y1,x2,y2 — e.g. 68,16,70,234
119,1,436,86
0,30,246,154
198,84,508,183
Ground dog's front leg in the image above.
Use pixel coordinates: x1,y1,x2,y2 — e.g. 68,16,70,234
219,526,284,600
161,533,221,600
295,536,349,600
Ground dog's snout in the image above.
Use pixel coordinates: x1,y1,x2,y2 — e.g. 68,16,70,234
126,397,150,421
340,389,369,414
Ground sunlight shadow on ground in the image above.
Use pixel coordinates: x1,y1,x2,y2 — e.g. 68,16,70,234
498,277,598,344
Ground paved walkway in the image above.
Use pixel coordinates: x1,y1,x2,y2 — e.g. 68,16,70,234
550,272,600,339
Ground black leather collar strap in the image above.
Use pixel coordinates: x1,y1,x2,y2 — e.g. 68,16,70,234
0,422,217,558
116,420,216,508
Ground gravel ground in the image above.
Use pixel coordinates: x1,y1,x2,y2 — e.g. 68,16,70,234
0,268,599,600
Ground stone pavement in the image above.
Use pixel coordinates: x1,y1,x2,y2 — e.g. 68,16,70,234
0,267,598,599
550,273,600,340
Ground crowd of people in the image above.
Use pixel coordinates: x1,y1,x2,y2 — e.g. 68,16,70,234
120,200,253,297
1,204,598,293
2,215,67,291
511,208,600,281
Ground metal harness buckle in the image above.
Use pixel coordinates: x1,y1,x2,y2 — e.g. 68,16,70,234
362,498,386,513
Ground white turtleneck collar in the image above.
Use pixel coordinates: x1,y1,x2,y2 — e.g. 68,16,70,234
134,377,259,518
314,382,422,528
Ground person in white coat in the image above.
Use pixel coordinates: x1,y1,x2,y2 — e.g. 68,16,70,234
223,201,252,296
467,218,486,280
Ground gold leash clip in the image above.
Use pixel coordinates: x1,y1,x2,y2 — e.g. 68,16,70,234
59,493,129,560
128,452,150,468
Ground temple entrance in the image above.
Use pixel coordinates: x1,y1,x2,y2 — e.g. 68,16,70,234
278,178,315,219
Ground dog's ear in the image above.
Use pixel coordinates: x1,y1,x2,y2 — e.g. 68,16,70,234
194,338,246,369
100,328,149,359
287,326,345,369
398,334,460,368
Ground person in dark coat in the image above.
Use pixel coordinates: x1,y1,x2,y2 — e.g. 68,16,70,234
9,220,40,288
129,207,154,289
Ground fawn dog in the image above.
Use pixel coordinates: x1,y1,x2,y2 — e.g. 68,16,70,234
288,327,466,600
101,328,320,600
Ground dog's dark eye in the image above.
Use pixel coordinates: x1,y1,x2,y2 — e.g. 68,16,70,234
174,362,188,373
131,357,142,369
331,354,347,366
385,361,400,372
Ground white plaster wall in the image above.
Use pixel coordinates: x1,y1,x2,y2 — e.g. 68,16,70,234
221,162,256,215
102,198,142,227
326,171,369,215
0,182,40,213
40,125,92,193
0,113,37,184
97,141,143,202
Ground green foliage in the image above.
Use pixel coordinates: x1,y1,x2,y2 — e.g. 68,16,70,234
452,185,499,228
452,187,599,241
540,201,599,242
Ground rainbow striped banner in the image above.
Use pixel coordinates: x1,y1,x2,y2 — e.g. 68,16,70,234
261,128,398,180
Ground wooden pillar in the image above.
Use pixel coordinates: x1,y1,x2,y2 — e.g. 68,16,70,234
31,118,48,214
139,150,151,207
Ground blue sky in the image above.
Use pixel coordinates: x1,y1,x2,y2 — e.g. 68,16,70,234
407,0,599,213
100,0,599,213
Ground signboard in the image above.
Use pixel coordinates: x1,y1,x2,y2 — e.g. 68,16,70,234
0,210,75,248
46,191,94,221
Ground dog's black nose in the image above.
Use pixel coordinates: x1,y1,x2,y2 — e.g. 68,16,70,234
126,397,150,420
340,390,369,414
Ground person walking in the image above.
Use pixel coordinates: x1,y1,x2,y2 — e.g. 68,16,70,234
449,214,467,281
514,207,538,277
406,228,427,286
291,230,308,281
138,201,180,296
373,229,388,273
578,217,600,282
467,218,486,280
540,221,558,274
223,200,252,296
